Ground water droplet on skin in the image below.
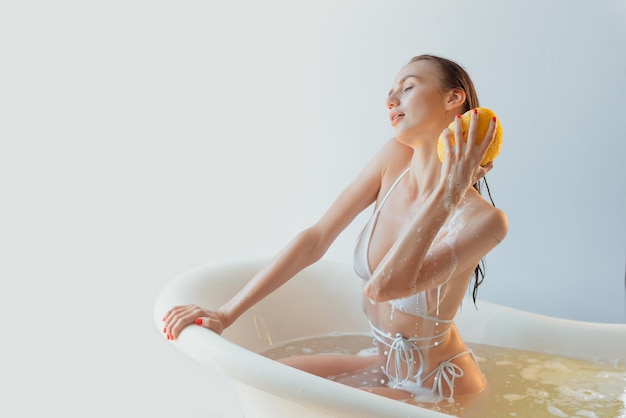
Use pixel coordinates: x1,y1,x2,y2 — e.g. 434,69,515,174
444,198,452,211
436,285,441,316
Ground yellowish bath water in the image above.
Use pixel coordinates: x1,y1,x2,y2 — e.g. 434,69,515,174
260,333,626,418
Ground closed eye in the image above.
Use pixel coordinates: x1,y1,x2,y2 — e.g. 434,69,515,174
403,86,414,92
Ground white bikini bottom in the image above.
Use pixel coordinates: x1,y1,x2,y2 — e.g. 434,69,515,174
369,321,476,400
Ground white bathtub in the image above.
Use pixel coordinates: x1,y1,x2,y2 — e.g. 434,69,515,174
153,258,626,418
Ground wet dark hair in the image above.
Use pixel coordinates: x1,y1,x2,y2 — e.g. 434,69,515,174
409,54,494,306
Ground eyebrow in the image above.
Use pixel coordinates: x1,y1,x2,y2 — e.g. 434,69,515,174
388,75,420,97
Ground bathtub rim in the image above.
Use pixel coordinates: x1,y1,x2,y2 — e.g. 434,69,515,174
155,256,626,417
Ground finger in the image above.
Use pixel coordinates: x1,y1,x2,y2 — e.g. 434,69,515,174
194,317,224,335
162,305,184,321
441,127,452,146
172,309,205,339
441,127,455,165
195,316,218,330
162,307,182,337
164,305,201,339
163,304,192,319
479,116,498,158
467,108,479,154
453,113,464,156
481,161,494,176
162,305,188,329
476,166,488,183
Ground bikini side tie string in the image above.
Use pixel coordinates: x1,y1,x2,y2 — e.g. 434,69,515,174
421,350,472,399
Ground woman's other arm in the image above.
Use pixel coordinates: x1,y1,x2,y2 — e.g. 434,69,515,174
163,138,404,339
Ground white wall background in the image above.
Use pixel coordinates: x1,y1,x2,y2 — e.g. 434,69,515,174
2,1,625,417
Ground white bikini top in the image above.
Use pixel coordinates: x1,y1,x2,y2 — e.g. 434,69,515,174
353,167,455,323
353,168,409,281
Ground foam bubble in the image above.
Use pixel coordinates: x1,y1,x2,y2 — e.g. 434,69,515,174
546,402,569,417
558,386,605,402
503,393,527,401
496,360,516,366
574,410,599,418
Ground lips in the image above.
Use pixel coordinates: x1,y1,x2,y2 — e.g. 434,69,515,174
390,111,405,125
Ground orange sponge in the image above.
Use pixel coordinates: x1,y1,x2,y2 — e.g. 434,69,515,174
437,107,502,166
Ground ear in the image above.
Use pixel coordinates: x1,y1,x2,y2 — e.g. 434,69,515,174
443,88,466,112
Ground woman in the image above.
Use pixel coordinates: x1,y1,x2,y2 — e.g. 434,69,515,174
162,54,508,402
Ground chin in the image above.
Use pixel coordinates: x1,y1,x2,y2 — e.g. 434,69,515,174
393,130,421,148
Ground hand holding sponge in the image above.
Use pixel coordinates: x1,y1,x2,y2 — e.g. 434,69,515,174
437,107,503,167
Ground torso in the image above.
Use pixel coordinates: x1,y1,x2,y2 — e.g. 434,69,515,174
353,161,489,397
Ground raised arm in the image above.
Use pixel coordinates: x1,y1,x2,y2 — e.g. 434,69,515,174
162,138,401,340
364,113,508,302
364,198,508,301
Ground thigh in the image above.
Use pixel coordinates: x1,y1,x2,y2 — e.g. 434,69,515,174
278,353,379,379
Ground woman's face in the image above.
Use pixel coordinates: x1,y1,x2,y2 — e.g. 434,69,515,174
387,60,450,145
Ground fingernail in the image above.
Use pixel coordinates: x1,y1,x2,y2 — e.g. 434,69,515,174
456,114,461,119
195,318,203,325
473,108,478,115
492,116,496,122
163,327,166,333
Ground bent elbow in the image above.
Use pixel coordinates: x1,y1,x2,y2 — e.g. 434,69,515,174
363,282,401,303
362,277,403,303
363,283,387,303
364,268,421,302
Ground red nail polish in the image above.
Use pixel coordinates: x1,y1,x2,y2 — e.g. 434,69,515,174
163,327,166,333
473,108,478,115
492,116,497,122
456,114,461,119
195,318,203,325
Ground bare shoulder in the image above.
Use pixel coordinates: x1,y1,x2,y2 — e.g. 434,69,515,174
377,137,413,177
352,137,411,184
467,192,509,244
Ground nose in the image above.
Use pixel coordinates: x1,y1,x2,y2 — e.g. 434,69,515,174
387,94,399,110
